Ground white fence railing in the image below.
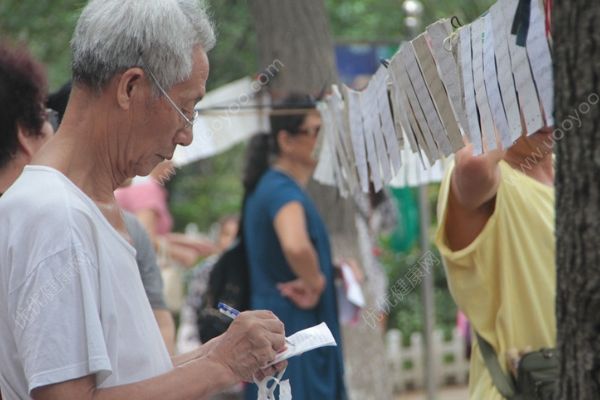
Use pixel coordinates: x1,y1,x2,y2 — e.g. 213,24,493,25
385,328,470,393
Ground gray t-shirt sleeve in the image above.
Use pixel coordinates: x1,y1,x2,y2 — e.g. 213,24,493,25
123,211,167,310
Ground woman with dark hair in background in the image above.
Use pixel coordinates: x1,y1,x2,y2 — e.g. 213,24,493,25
0,41,55,196
0,39,57,400
243,95,347,400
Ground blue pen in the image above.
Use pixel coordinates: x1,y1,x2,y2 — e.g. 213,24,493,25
218,302,240,319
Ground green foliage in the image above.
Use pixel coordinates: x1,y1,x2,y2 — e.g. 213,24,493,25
169,143,246,231
0,0,84,91
327,0,495,42
203,0,257,91
377,183,457,339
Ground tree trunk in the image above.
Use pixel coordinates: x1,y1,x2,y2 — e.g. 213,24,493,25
248,0,337,97
249,1,393,399
554,1,600,398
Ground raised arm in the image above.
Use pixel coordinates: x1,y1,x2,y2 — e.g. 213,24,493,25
444,144,505,251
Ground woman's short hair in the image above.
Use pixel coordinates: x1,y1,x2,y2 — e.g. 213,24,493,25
71,0,216,93
0,41,47,168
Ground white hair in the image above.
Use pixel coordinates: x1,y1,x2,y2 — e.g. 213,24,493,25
71,0,216,92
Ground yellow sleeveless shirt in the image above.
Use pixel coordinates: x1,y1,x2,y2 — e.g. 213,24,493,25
435,160,556,399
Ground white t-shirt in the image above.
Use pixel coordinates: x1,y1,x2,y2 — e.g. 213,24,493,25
0,166,173,399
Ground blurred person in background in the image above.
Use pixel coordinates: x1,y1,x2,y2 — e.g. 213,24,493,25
242,95,347,400
0,41,55,196
177,214,240,352
116,160,217,313
435,127,555,399
177,215,241,400
0,39,56,400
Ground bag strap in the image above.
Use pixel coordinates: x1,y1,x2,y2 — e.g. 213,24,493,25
475,332,517,398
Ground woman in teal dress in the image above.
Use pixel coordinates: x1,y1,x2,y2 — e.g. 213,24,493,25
242,95,347,400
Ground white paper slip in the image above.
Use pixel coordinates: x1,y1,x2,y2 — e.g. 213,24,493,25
459,25,483,155
413,33,464,153
388,61,420,154
363,70,393,184
386,80,406,148
526,0,554,126
396,46,439,164
490,2,522,144
336,262,366,325
323,92,351,196
344,86,370,193
404,41,454,157
483,14,512,149
330,86,360,193
313,102,336,186
471,17,498,151
371,66,402,176
501,0,543,135
268,322,338,366
378,85,403,175
427,19,469,135
340,263,365,307
360,91,383,192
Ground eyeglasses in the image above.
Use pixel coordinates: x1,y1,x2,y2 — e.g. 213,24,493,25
142,60,199,129
296,125,320,138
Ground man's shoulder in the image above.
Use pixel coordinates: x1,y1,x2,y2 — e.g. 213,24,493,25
1,166,95,226
0,167,102,262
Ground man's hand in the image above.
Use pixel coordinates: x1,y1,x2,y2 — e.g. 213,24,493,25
277,278,322,309
206,311,287,382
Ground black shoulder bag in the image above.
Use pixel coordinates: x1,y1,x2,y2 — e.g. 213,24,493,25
476,332,558,399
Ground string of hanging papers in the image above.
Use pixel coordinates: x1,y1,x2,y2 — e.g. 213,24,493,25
313,0,552,196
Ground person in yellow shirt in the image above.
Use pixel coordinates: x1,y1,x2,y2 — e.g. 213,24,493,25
435,127,556,399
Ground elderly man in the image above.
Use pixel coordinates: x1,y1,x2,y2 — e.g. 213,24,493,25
0,1,286,399
435,127,555,399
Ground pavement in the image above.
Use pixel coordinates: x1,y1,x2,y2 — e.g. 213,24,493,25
395,386,468,400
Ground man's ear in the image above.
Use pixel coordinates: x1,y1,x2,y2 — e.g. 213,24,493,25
116,67,145,111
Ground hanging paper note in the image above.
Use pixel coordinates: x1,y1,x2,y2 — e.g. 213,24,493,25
490,2,523,144
378,81,403,174
526,0,554,126
471,17,498,151
388,61,420,154
314,101,336,186
330,86,360,194
412,32,464,152
426,19,469,135
459,25,483,154
483,14,512,149
370,66,402,176
366,66,399,184
396,58,438,165
363,70,393,184
359,92,384,191
501,0,543,135
403,42,454,157
345,87,370,193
